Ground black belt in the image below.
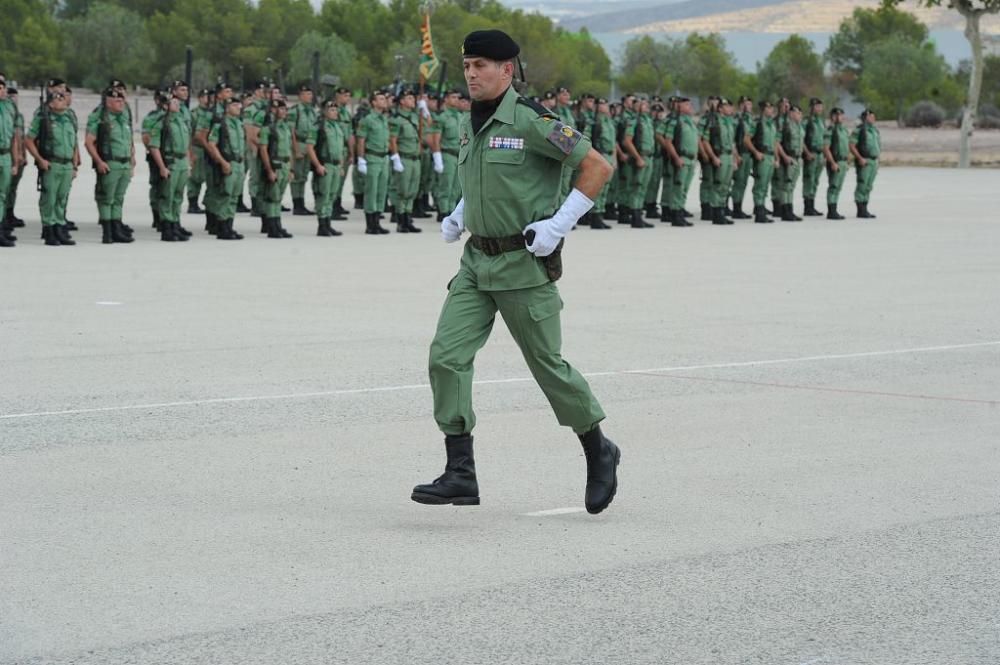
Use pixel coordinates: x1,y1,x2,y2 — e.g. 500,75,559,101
47,157,73,164
441,148,459,157
640,151,655,157
680,153,696,160
225,156,244,163
167,152,188,160
0,148,9,155
271,160,290,167
107,157,130,163
322,159,341,165
758,149,774,155
398,152,418,160
469,233,527,256
367,150,387,158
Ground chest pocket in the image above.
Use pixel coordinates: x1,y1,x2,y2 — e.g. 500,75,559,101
484,149,526,166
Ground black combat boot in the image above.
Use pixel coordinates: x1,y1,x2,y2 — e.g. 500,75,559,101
827,204,844,220
326,219,342,236
111,220,134,243
65,220,78,231
731,201,750,219
335,197,349,215
1,218,17,242
172,222,189,241
631,209,653,228
578,426,621,515
590,212,611,230
681,208,693,218
804,197,822,216
617,207,631,225
7,210,25,228
769,198,779,216
412,198,431,219
672,208,693,227
152,210,161,231
411,434,480,506
711,207,726,225
293,197,313,215
700,202,711,220
43,225,60,245
55,224,76,245
216,219,240,240
373,213,390,234
188,198,204,214
229,219,244,239
859,202,876,219
603,202,617,221
276,218,293,238
405,213,422,233
0,233,13,247
644,202,659,219
353,193,364,209
317,217,332,236
754,205,769,224
266,217,285,238
175,220,192,237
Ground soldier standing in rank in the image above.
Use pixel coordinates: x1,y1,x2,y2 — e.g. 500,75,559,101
700,97,737,225
389,88,423,233
194,82,231,236
204,96,247,240
0,79,22,247
433,88,463,221
613,93,636,224
697,96,719,221
187,89,212,214
289,83,317,216
769,96,790,215
776,104,804,222
244,82,270,218
620,97,654,228
350,97,370,210
729,96,755,219
554,86,576,201
141,92,167,232
24,91,78,246
850,109,880,219
149,93,193,242
583,96,614,229
642,98,664,220
415,93,438,220
747,100,777,224
413,29,620,514
85,88,135,244
331,86,354,218
653,96,675,222
304,99,346,237
258,99,295,238
3,86,26,235
355,90,391,235
823,107,849,220
801,97,826,216
661,96,697,227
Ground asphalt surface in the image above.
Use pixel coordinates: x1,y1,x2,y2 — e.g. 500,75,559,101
1,165,998,664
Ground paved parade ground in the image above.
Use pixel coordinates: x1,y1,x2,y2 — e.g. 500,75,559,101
1,166,998,663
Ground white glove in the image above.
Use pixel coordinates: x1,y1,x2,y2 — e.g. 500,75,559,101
432,151,444,174
417,99,431,119
524,188,594,258
357,157,367,175
441,198,465,243
391,153,404,173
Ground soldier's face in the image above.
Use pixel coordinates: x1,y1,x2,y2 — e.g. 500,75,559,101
372,94,387,111
0,87,6,101
50,97,68,112
679,100,693,115
337,92,350,104
764,106,775,118
300,91,313,104
597,102,609,115
276,106,288,120
227,102,242,117
175,86,189,101
199,95,210,107
790,110,802,122
107,97,125,113
325,107,338,120
813,103,824,115
741,101,752,113
583,98,595,111
623,97,635,110
400,94,415,110
169,98,180,112
558,91,570,105
463,57,512,101
721,104,734,116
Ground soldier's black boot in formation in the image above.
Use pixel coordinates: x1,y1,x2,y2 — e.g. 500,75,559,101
365,212,389,235
293,197,313,216
411,434,480,506
42,226,60,246
731,201,750,219
827,204,845,220
266,217,293,238
188,198,204,214
317,218,342,237
335,197,349,216
0,220,15,247
236,198,250,214
54,225,76,245
603,202,617,221
152,210,161,231
644,202,659,219
590,212,610,229
353,193,364,209
215,219,241,240
672,209,693,227
631,208,653,228
700,202,711,221
102,220,133,244
5,209,25,228
754,205,771,224
857,203,876,219
617,207,630,225
412,197,431,219
579,426,621,515
804,198,822,216
403,213,421,233
781,203,802,222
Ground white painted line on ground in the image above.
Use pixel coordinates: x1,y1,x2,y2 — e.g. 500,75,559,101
95,301,123,306
522,507,586,517
1,340,998,421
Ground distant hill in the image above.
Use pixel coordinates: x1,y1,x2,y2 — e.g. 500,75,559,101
559,0,789,33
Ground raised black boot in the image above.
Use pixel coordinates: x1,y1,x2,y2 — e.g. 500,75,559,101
579,426,621,515
411,434,480,506
827,203,844,220
293,197,313,216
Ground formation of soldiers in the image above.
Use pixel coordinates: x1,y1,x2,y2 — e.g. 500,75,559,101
0,71,882,248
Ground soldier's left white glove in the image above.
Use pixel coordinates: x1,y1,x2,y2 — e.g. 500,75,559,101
524,189,594,258
417,99,431,119
441,198,465,243
391,153,405,172
432,151,444,174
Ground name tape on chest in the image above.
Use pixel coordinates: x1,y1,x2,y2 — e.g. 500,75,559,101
489,136,524,150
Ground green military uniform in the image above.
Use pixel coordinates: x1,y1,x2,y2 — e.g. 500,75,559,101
701,112,735,222
751,115,777,216
697,113,713,216
0,99,16,233
851,121,880,211
244,99,269,215
258,116,293,219
802,112,827,211
5,101,24,224
655,113,674,218
825,121,850,215
188,103,212,208
666,114,698,216
730,110,755,216
433,104,462,217
350,106,368,208
614,107,636,217
430,85,605,436
334,102,353,208
777,117,804,213
87,105,133,223
389,107,422,215
643,116,663,215
769,112,788,209
307,115,346,223
149,109,191,226
28,106,76,230
208,112,247,222
289,100,318,207
555,103,576,200
141,108,165,222
589,113,616,217
357,110,390,214
626,110,655,220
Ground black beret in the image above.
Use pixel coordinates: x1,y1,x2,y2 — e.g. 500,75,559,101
597,97,608,105
47,78,65,88
323,99,338,109
789,104,802,112
543,90,556,100
720,97,732,106
104,88,125,99
675,96,690,103
809,97,823,106
172,80,188,88
581,92,595,100
445,88,462,95
335,86,351,94
6,87,16,95
830,107,844,116
226,96,242,106
109,78,126,89
556,86,570,94
298,83,313,92
48,92,66,101
462,29,520,61
651,103,664,112
214,82,231,93
738,95,752,104
398,88,416,97
758,100,773,109
198,88,211,97
270,99,287,109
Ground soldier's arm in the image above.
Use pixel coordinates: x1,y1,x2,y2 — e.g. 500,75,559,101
622,132,640,162
388,135,398,155
775,141,790,164
84,133,109,173
24,136,48,170
245,124,261,151
744,134,762,161
574,148,615,199
356,136,366,158
258,133,276,181
848,141,866,166
306,144,324,173
664,136,682,166
204,137,229,174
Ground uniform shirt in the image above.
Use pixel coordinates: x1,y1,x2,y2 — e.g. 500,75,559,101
86,108,132,161
258,119,293,162
615,108,636,148
289,102,318,150
590,113,616,155
804,114,826,153
306,118,346,164
27,109,77,160
389,109,420,157
825,123,849,162
148,111,191,157
175,104,193,136
356,111,390,154
335,104,353,148
0,100,15,150
701,114,735,154
628,112,655,155
457,86,591,291
735,112,755,153
555,104,575,130
850,123,881,159
208,114,247,161
781,119,804,158
672,115,699,158
141,109,164,141
752,116,777,154
191,105,213,147
244,99,269,129
437,107,462,153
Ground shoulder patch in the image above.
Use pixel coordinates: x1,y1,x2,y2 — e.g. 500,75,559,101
546,120,583,155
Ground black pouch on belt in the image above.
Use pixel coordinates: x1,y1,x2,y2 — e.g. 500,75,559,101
524,230,565,282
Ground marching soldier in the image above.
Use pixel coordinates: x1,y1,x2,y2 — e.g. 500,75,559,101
747,100,777,224
24,91,78,246
289,83,317,216
258,99,295,238
304,99,347,237
584,96,614,229
433,88,462,221
850,109,880,219
414,29,620,514
187,88,212,214
85,88,135,244
776,104,804,221
204,96,247,240
802,97,826,216
701,97,737,225
661,96,697,227
355,90,391,235
621,97,654,228
823,107,849,220
149,93,193,242
729,95,754,219
388,88,423,233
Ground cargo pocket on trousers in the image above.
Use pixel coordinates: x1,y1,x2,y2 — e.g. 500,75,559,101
527,296,564,322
